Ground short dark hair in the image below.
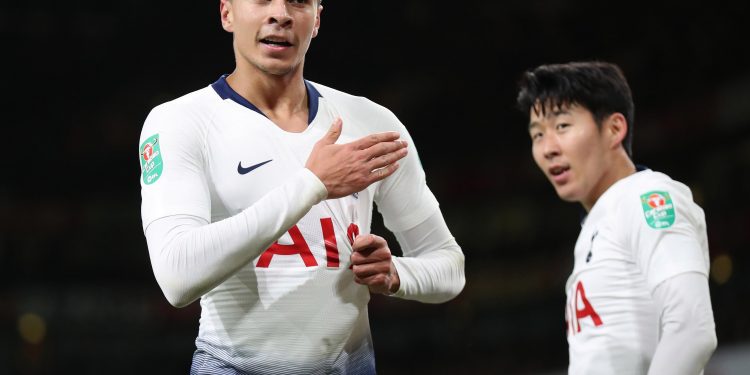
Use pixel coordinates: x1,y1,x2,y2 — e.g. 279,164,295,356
516,61,635,156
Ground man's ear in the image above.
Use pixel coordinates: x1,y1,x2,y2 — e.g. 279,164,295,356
312,3,322,38
220,0,234,32
604,113,628,150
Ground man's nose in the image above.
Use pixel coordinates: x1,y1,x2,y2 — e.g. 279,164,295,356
542,134,561,160
268,0,293,27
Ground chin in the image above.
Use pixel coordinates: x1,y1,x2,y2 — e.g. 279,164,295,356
554,186,581,204
260,57,303,75
261,64,295,76
248,58,292,76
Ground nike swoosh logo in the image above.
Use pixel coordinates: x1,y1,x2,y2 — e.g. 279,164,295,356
238,159,273,175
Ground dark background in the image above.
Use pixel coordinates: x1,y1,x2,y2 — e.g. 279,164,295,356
3,1,750,374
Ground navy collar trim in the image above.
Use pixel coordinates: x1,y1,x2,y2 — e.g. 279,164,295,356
211,74,322,124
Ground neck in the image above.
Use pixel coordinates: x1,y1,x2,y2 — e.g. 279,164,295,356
227,65,306,109
582,150,636,212
226,62,309,132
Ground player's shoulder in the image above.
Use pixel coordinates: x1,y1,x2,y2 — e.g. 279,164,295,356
307,81,380,109
147,86,219,124
612,169,701,228
308,81,402,130
625,169,694,202
141,86,219,140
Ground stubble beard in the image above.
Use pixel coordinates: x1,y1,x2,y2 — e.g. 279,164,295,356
253,59,301,77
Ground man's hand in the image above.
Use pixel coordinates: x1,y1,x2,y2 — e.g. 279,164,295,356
305,118,408,199
351,234,400,295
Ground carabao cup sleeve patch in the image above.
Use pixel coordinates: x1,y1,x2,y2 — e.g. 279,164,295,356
140,134,163,185
640,190,676,229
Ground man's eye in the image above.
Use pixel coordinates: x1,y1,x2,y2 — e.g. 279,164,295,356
531,132,543,141
556,123,570,131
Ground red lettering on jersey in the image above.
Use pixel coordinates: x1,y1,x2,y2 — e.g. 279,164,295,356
347,223,360,270
347,223,360,245
320,218,339,268
256,225,318,268
574,281,603,332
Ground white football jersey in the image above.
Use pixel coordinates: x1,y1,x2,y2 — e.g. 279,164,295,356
139,76,439,373
565,169,710,374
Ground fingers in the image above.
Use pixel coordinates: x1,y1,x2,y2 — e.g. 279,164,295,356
350,234,398,294
355,139,408,185
351,244,392,279
352,258,395,294
367,162,400,184
363,139,408,159
353,131,402,150
366,146,407,171
353,272,392,290
352,235,390,264
353,263,392,279
318,118,343,145
352,234,386,254
311,127,406,198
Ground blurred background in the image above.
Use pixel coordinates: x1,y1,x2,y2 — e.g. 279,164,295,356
2,1,749,374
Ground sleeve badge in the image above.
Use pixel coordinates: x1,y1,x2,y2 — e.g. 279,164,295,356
140,134,163,185
640,191,675,229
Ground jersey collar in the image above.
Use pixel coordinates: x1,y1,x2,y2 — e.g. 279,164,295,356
211,74,322,125
579,164,652,224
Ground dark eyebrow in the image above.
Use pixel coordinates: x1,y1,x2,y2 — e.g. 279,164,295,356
528,121,540,131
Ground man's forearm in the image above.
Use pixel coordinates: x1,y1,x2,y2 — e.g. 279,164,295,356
648,272,717,375
390,211,466,303
145,169,327,307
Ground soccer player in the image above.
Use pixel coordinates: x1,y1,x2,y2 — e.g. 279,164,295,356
516,61,717,374
138,1,465,374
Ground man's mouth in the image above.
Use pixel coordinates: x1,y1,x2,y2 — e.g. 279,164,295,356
549,165,570,177
260,37,293,47
548,165,571,184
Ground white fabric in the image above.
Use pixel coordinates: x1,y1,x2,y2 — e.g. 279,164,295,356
144,168,327,307
139,78,463,373
565,169,713,374
391,210,465,303
648,272,717,375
